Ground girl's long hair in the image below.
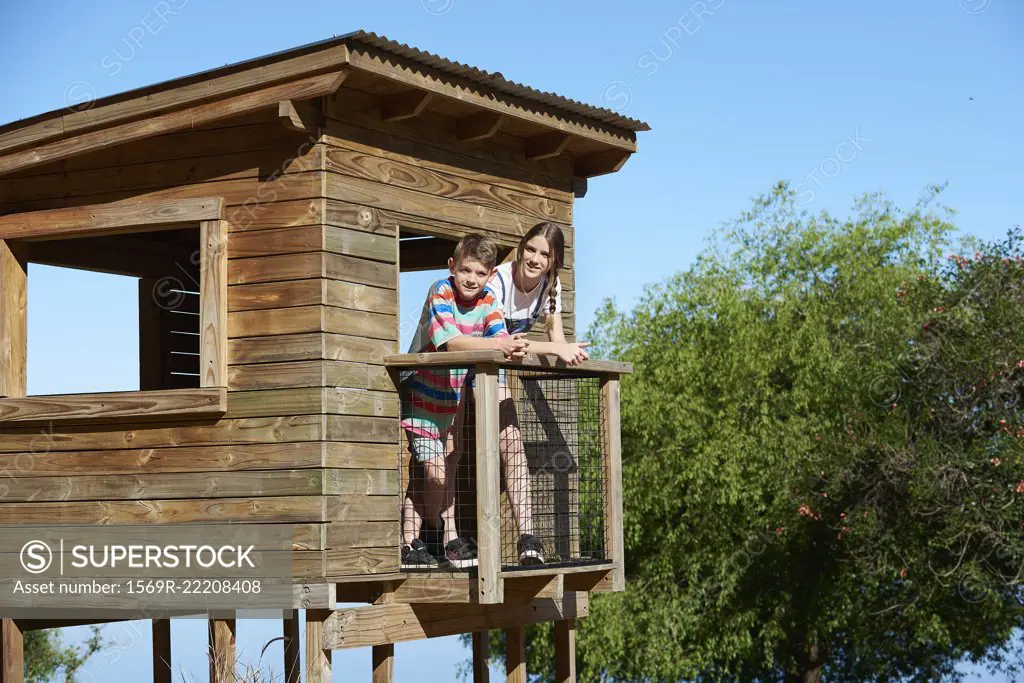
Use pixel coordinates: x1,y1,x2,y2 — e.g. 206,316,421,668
514,222,565,326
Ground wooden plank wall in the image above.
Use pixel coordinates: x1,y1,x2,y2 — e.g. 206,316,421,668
0,82,579,583
320,86,577,577
0,110,397,581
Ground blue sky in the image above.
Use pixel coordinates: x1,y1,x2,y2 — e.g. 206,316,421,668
1,0,1021,680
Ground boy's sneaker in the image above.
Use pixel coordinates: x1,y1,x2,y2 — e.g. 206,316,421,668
401,539,439,569
518,534,545,566
422,524,445,564
443,537,478,569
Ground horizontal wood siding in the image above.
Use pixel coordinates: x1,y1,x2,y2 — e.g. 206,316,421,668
0,84,579,583
0,123,339,579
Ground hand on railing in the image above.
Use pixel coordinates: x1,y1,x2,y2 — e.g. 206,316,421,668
498,334,530,361
550,341,591,367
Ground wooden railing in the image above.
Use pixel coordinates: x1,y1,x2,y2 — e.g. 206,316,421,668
385,351,631,604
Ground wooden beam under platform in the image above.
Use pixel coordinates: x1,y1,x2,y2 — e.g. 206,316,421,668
320,592,588,649
336,569,577,604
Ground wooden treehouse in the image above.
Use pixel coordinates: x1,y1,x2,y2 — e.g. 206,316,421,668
0,31,647,682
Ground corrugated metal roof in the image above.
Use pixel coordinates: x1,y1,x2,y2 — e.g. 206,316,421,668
0,29,651,138
345,31,651,132
0,29,650,135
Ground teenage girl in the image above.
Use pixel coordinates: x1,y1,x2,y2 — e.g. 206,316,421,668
488,221,589,564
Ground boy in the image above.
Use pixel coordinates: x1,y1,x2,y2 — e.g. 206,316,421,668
400,234,528,568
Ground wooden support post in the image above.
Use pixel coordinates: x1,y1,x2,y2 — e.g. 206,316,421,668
283,610,300,683
601,377,626,591
152,619,171,683
0,241,27,399
505,626,526,683
475,363,503,604
472,631,490,683
372,644,394,682
305,609,332,683
555,620,576,682
372,583,395,682
208,617,236,683
1,619,24,683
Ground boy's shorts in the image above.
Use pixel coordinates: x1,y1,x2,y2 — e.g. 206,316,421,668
407,433,447,464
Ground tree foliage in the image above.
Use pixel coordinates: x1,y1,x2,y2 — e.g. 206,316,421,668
489,183,1023,681
23,626,103,683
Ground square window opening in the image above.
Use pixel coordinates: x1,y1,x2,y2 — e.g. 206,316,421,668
0,199,227,424
25,228,202,396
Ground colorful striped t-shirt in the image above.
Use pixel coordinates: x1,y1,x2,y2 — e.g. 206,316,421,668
401,277,508,439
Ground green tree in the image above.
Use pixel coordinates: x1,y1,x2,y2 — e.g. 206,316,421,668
486,184,1023,681
23,626,103,683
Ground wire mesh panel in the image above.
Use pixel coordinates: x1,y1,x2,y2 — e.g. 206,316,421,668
397,363,608,572
501,368,607,569
398,364,477,572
